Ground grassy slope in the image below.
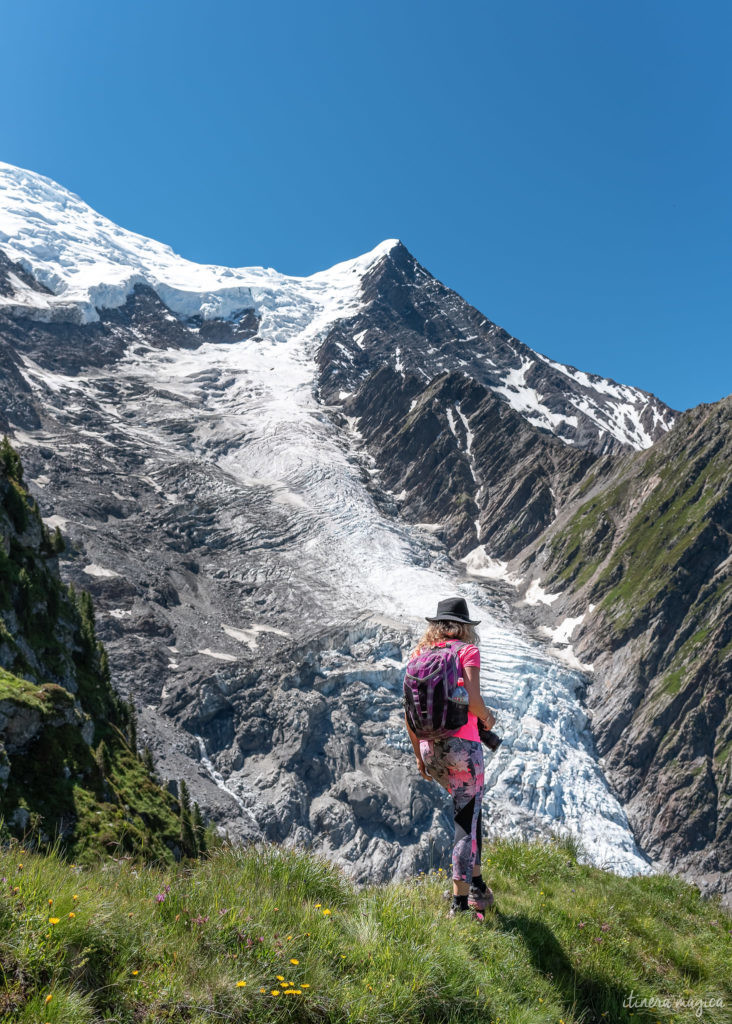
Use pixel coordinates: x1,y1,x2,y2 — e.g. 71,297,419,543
0,840,730,1024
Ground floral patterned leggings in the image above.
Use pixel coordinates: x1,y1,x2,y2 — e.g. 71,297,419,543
420,735,485,882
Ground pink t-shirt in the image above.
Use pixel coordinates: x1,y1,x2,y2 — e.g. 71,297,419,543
433,640,481,742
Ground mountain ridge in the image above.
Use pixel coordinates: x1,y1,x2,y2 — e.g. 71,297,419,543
0,161,674,454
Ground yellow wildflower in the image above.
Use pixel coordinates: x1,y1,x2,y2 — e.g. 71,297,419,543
68,912,76,918
271,990,280,996
73,894,78,901
48,917,60,925
45,994,52,1004
322,909,331,916
290,958,299,965
131,970,139,976
260,987,266,993
236,980,246,987
48,898,53,906
302,983,310,988
315,903,321,908
276,975,285,981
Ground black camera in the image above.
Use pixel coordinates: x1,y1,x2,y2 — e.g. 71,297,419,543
478,721,502,751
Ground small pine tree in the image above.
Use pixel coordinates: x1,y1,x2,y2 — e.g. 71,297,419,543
192,802,206,853
177,779,197,857
180,808,197,858
77,591,97,659
51,526,65,554
127,702,138,754
41,523,52,553
0,435,24,483
142,746,155,775
98,644,111,685
95,740,111,778
178,779,191,815
17,567,38,624
78,590,95,630
17,568,32,614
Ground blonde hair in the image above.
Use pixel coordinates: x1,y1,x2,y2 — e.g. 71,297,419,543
411,620,480,658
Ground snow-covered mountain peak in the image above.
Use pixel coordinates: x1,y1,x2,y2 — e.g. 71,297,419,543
0,161,396,327
0,162,675,454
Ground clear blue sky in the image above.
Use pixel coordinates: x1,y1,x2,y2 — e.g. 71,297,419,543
2,0,730,411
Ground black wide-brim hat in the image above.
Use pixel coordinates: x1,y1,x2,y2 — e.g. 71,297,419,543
425,596,481,625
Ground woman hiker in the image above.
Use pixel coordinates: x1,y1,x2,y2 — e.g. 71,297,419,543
404,597,497,916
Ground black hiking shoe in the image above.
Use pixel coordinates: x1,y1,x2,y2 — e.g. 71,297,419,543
468,879,494,911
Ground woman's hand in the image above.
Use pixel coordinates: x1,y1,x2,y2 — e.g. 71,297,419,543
481,708,497,730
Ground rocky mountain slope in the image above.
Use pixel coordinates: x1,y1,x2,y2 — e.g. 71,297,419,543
0,438,187,861
508,396,732,900
317,241,675,453
0,160,708,893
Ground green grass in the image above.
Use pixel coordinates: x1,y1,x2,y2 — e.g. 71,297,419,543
0,837,729,1024
0,666,75,712
0,666,49,710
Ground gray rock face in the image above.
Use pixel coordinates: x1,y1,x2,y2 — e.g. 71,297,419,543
0,699,43,755
333,363,603,560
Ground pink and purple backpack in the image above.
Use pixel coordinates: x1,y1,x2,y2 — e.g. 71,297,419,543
403,640,470,740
